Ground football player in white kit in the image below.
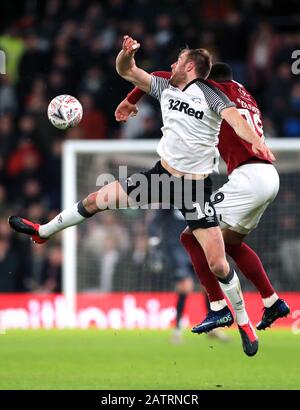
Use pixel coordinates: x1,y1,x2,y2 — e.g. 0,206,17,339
8,36,274,355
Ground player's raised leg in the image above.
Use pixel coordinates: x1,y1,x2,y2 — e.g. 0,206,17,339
8,181,130,242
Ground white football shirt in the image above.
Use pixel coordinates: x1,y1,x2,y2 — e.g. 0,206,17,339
149,76,235,174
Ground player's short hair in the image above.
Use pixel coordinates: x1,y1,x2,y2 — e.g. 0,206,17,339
208,63,233,82
181,48,212,79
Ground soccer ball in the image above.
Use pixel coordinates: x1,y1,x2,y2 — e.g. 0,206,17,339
47,95,83,130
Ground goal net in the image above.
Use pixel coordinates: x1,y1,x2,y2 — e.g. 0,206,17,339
63,139,300,324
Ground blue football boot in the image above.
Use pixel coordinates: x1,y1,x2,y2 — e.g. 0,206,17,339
256,299,290,330
192,306,234,334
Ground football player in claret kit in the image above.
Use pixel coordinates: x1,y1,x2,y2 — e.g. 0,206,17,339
9,36,274,355
115,61,290,353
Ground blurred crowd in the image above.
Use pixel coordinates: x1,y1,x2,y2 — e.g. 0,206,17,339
0,0,300,292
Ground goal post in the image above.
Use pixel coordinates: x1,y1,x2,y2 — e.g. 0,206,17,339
62,140,161,326
62,138,300,327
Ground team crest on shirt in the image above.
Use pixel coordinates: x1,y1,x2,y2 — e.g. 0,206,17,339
192,98,202,104
238,87,252,102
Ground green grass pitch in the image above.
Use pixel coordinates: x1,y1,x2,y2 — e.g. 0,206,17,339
0,328,299,390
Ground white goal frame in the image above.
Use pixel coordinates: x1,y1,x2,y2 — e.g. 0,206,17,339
62,138,300,326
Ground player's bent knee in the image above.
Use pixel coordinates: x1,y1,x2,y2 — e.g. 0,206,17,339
208,258,229,278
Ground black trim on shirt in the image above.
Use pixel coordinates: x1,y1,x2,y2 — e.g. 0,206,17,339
182,77,203,92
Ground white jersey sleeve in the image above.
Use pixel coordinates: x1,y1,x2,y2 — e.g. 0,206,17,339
196,80,236,116
149,75,170,101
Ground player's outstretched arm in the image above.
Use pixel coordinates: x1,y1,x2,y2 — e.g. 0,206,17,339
116,35,151,93
221,107,275,162
115,71,172,122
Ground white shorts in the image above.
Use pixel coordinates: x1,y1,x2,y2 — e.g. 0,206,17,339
211,163,280,235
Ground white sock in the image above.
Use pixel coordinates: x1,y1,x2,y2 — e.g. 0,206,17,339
39,202,89,238
263,293,279,308
210,299,227,311
219,270,249,326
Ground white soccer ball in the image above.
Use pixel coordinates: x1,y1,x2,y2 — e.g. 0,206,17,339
47,94,83,130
